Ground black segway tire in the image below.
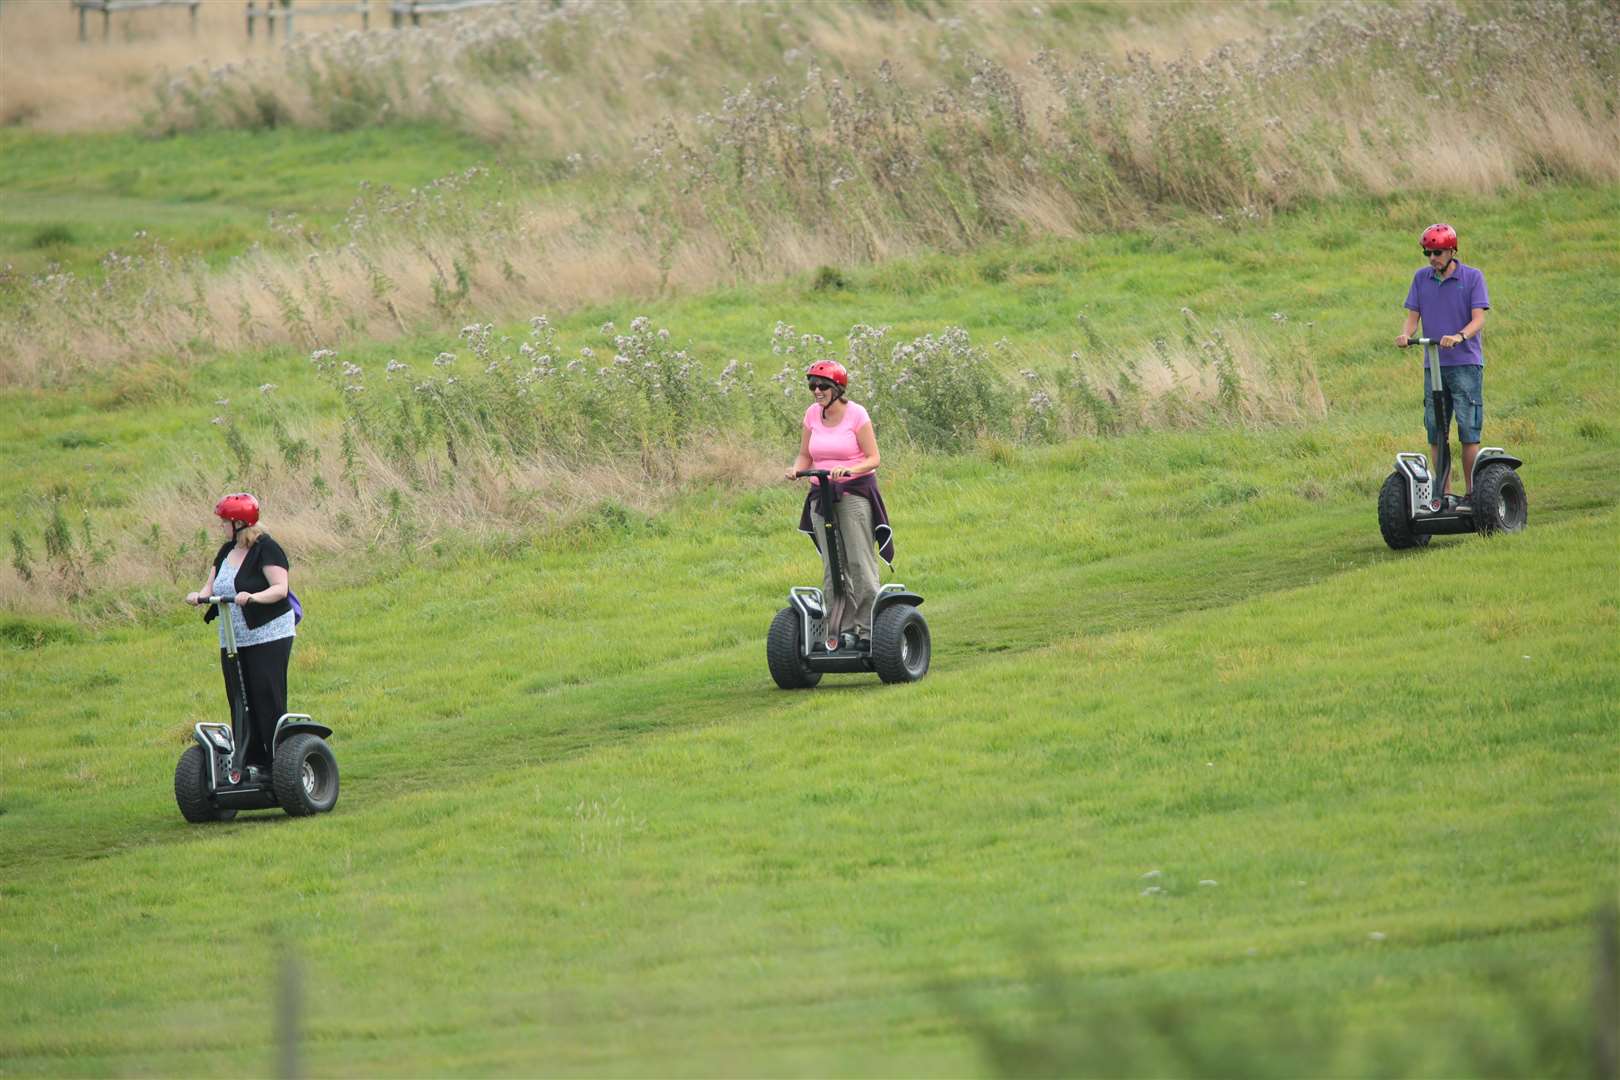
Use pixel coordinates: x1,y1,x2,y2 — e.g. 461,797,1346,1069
1471,462,1527,535
174,744,236,823
767,607,821,689
1377,471,1430,550
273,733,340,816
872,603,930,684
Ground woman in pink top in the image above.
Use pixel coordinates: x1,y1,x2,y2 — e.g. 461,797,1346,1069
785,360,884,645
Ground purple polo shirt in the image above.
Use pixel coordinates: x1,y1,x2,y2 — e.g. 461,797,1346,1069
1404,260,1489,367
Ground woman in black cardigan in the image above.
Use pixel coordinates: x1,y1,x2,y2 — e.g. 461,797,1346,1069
185,493,296,774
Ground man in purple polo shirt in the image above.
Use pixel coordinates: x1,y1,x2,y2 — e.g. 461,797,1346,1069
1396,222,1490,508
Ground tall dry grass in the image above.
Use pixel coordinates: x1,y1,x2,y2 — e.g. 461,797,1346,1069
2,1,1255,136
0,0,285,129
1,1,1615,387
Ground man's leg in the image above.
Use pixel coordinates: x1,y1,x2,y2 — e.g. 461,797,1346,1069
1429,440,1452,496
1423,367,1451,496
1448,365,1485,496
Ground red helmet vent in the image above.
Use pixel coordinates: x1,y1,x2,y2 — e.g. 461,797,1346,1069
1420,223,1458,251
805,360,848,388
214,492,260,526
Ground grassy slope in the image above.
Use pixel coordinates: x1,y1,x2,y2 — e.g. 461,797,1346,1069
2,184,1616,532
1,182,1617,1073
0,125,491,275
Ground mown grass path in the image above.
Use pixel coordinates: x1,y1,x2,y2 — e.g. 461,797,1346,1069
3,423,1615,1074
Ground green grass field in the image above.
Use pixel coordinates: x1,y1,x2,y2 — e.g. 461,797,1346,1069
0,126,494,276
3,51,1619,1080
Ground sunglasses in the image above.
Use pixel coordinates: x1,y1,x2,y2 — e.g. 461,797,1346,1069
807,379,837,391
1422,248,1451,258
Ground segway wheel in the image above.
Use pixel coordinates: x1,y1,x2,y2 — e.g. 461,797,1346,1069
1377,471,1430,550
174,744,236,824
1471,463,1527,535
872,604,930,684
767,607,822,689
273,733,340,816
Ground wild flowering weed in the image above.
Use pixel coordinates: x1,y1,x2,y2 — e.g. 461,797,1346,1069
842,324,1012,452
4,309,1323,618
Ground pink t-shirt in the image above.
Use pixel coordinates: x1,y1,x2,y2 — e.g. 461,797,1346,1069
804,401,873,476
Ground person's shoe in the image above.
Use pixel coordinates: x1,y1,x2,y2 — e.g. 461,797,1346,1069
1453,495,1472,515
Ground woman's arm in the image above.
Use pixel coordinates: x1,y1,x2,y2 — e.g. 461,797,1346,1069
237,565,289,607
187,567,217,605
831,422,881,479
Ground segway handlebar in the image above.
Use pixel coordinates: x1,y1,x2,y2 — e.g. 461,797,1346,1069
794,469,832,480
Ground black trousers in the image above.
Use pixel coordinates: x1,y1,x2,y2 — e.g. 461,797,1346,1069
220,637,293,768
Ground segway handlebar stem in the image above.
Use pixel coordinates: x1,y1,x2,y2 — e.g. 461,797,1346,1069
795,471,845,601
203,594,241,656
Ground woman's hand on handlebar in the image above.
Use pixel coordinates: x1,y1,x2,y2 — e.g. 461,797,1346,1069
829,468,851,480
186,591,202,606
234,593,252,607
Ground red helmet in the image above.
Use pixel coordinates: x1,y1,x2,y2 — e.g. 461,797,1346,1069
214,492,260,526
806,360,848,388
1420,223,1458,251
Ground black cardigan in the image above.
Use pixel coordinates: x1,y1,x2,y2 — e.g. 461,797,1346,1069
203,534,292,630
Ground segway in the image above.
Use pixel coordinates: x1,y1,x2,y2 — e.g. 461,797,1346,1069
174,594,338,822
1378,338,1527,549
767,470,930,688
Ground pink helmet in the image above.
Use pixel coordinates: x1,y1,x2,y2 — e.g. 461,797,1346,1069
1420,223,1458,251
214,492,260,526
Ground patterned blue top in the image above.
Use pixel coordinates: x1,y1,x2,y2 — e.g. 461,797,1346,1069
215,555,296,648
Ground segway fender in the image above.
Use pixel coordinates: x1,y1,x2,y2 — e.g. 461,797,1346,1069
272,713,332,750
1473,449,1521,472
872,590,924,619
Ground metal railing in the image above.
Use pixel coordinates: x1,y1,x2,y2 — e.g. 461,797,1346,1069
388,0,519,29
245,0,372,41
72,0,200,42
70,0,528,45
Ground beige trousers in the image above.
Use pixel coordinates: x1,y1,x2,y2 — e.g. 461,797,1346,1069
810,491,880,638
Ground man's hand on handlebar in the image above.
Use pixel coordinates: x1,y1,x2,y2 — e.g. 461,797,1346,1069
1438,333,1463,348
1395,334,1411,348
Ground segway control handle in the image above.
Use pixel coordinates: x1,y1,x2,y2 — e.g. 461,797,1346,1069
794,469,832,480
